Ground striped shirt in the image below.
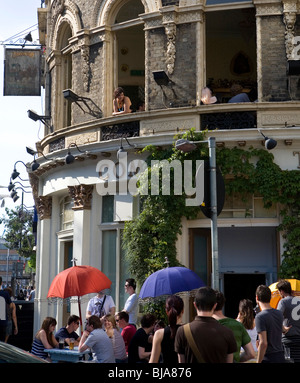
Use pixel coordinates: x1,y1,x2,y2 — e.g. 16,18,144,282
31,337,48,359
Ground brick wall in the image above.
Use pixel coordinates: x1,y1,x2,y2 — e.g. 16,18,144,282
147,23,197,110
71,41,104,125
260,16,289,101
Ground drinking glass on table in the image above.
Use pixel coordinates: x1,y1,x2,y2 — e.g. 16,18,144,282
59,338,64,349
69,338,75,350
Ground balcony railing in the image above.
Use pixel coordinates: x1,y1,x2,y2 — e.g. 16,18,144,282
201,111,256,130
101,120,140,140
40,101,300,156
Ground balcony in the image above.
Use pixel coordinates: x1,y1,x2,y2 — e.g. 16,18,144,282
37,101,300,158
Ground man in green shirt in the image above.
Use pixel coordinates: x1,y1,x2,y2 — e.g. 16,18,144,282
213,291,255,362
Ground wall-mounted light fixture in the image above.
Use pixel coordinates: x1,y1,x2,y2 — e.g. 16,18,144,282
63,89,102,118
27,109,53,133
117,137,137,159
10,186,31,203
153,70,173,86
64,142,97,164
258,130,277,150
8,181,31,192
26,146,51,171
11,161,30,181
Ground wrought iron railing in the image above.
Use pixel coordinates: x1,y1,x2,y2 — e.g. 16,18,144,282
200,111,257,130
101,120,140,140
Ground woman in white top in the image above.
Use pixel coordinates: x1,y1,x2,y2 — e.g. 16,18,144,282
104,314,127,363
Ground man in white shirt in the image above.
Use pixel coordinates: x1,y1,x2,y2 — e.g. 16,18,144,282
86,290,115,324
123,278,138,326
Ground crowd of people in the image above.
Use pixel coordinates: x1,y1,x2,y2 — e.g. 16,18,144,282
25,279,300,363
0,277,36,344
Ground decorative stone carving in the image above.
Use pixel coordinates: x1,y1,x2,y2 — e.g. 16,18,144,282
68,184,93,210
283,11,297,59
165,23,177,75
81,44,90,92
37,196,52,220
49,0,82,51
51,0,65,24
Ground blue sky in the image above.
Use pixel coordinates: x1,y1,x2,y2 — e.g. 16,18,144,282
0,0,43,226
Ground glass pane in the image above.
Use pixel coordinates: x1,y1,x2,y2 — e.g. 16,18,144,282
64,208,74,223
102,195,114,223
102,231,117,301
60,197,74,230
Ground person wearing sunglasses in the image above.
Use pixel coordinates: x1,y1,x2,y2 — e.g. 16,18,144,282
123,279,138,326
55,315,81,347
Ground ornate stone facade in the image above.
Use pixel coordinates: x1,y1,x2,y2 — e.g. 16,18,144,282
32,0,300,334
36,195,52,220
68,184,93,210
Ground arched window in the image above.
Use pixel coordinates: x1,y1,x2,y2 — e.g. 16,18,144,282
55,22,73,129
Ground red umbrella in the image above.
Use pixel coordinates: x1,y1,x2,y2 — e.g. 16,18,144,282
47,265,111,329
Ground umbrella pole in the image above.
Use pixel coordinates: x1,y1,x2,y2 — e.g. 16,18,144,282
78,297,83,334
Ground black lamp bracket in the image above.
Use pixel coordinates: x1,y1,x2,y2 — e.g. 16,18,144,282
63,89,102,118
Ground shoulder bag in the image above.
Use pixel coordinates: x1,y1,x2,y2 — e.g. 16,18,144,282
183,323,205,363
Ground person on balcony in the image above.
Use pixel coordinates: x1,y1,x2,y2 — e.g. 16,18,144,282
228,84,250,103
200,87,218,105
112,87,132,115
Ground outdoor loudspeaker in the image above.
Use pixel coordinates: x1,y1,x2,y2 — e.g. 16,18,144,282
287,60,300,75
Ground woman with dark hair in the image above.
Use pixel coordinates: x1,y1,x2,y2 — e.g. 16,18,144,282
31,317,58,360
112,87,132,115
237,299,258,354
149,295,184,363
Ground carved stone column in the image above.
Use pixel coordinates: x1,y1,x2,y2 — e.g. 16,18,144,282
78,30,91,92
282,0,298,60
34,194,53,334
68,184,94,265
165,23,177,75
36,195,52,220
68,184,93,210
162,7,178,75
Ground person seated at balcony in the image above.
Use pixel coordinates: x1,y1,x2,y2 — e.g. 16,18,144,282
112,87,132,116
200,87,218,105
136,100,145,111
228,84,251,103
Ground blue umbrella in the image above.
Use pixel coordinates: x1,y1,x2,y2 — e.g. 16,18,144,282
139,266,205,299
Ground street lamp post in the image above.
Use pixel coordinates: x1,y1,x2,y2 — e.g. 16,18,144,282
208,137,219,290
175,136,220,290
